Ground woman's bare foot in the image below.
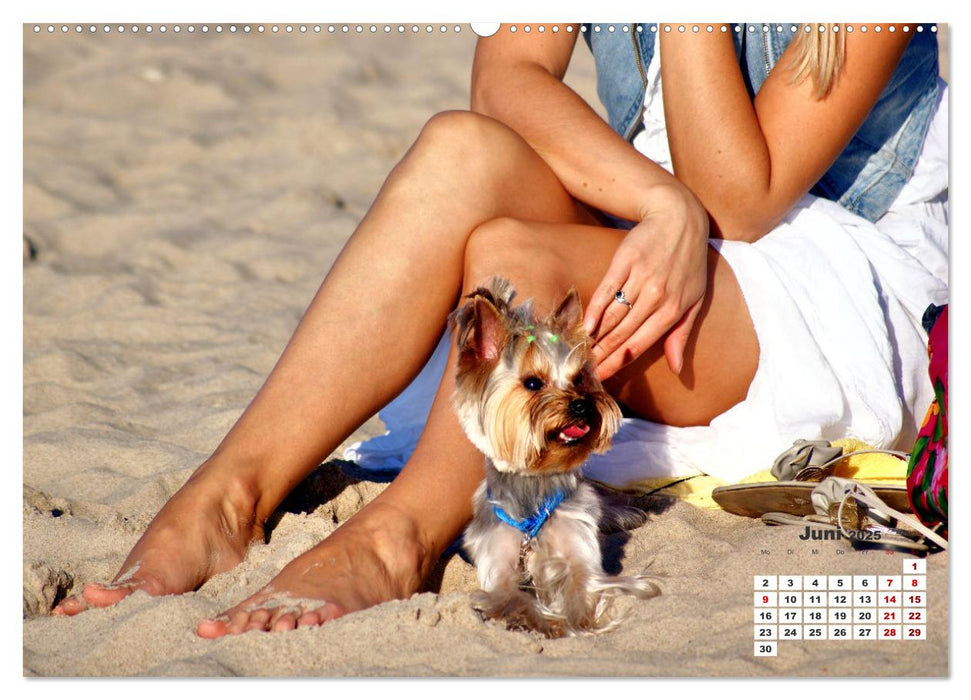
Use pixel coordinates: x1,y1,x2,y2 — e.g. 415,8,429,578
196,501,430,637
51,464,262,616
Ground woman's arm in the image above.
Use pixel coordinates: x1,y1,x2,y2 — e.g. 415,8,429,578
659,25,913,241
472,26,709,379
472,27,684,223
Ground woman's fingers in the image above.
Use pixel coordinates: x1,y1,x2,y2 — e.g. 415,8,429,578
662,296,704,375
591,263,668,365
583,261,631,338
591,288,637,345
590,280,653,359
595,300,681,380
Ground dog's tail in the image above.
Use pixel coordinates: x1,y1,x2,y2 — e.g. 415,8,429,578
591,572,661,600
578,572,661,635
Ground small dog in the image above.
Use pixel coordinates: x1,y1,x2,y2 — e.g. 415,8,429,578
451,277,658,638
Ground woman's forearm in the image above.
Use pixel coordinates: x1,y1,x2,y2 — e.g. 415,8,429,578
472,35,690,224
659,28,912,241
659,32,778,240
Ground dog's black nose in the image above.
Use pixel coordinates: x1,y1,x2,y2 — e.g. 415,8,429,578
569,398,591,418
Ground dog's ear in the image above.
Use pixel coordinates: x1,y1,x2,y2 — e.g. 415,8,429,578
472,296,507,361
551,286,584,334
454,294,507,362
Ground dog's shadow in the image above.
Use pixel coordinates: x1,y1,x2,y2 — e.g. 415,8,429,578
596,486,676,575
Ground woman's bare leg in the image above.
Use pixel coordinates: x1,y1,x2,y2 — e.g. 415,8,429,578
193,217,759,636
195,337,483,635
52,111,591,618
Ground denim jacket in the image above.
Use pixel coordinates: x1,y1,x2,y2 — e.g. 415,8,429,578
583,24,941,221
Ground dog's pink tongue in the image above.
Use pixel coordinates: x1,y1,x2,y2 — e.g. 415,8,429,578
561,424,590,440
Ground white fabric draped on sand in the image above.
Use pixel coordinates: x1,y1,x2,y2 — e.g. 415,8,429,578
345,82,948,487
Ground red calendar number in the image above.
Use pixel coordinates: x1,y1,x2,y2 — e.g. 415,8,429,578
883,628,898,638
883,594,898,604
908,628,923,638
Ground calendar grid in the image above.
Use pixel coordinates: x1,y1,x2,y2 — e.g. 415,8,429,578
754,558,927,656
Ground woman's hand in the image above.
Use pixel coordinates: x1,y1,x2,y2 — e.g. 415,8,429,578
583,183,710,380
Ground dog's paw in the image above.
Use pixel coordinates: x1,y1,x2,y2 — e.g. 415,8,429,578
471,589,566,638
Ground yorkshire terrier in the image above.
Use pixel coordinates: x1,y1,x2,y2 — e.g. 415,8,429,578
451,277,658,638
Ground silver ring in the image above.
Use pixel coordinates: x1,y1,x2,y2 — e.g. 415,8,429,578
614,290,632,309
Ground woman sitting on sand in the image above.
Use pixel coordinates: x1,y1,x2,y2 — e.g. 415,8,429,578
55,23,947,636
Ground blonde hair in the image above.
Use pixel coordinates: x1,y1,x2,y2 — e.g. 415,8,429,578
788,24,846,99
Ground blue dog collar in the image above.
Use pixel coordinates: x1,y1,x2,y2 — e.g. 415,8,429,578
488,488,567,539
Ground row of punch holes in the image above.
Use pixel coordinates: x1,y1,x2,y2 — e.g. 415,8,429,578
579,24,936,34
32,23,939,36
32,24,465,34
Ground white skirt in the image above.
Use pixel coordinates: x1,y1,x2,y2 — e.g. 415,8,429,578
345,81,949,487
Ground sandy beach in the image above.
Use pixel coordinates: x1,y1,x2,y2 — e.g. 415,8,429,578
23,23,949,677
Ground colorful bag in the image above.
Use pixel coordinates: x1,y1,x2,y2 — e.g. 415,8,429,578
906,304,948,533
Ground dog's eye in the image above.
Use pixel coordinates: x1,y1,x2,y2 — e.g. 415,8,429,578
522,376,544,392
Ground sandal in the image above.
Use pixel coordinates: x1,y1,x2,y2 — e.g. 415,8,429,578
712,439,912,518
711,481,912,519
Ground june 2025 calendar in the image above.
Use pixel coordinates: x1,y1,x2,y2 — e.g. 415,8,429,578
754,558,927,656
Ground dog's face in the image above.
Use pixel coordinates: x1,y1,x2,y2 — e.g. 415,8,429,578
452,279,622,475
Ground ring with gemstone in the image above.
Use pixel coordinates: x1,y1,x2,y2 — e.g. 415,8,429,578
614,290,632,309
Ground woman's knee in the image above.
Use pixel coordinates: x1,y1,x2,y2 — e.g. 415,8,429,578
464,217,556,288
419,110,508,148
411,111,522,172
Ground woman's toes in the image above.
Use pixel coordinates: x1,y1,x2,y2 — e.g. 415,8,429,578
51,595,88,616
196,616,231,639
296,610,324,628
79,582,137,608
243,609,272,632
319,601,347,622
225,609,254,635
271,611,298,632
197,605,310,637
52,581,139,616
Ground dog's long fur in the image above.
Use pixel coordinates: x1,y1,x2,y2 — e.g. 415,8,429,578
452,278,658,638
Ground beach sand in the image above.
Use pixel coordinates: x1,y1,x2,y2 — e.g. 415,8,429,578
23,24,948,677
